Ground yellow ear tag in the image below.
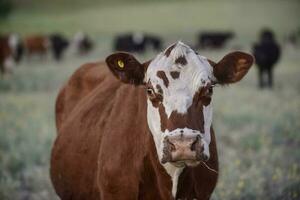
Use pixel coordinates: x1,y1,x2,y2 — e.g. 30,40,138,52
117,60,124,68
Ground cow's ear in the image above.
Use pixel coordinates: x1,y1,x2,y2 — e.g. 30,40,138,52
211,51,254,84
106,52,147,85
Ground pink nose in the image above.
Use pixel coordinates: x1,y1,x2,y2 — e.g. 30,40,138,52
161,134,207,164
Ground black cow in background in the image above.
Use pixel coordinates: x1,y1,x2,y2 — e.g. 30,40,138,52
49,33,69,61
253,29,281,88
197,31,234,49
114,32,162,53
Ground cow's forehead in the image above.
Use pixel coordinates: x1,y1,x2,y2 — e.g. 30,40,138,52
146,42,214,87
145,42,215,116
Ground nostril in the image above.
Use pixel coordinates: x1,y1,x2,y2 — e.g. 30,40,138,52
203,154,209,161
169,142,176,151
165,138,176,151
190,136,199,151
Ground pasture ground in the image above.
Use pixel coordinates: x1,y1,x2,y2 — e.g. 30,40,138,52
0,0,300,199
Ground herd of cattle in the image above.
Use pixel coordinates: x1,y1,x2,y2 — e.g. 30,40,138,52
0,29,290,90
0,31,240,76
113,31,235,53
0,32,93,74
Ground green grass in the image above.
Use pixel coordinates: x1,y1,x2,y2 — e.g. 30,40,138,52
0,0,300,199
0,92,58,200
212,58,300,199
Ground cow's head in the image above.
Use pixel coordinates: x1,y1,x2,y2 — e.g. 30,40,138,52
106,42,253,167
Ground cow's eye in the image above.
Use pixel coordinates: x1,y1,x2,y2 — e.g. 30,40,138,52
200,87,212,106
146,88,155,97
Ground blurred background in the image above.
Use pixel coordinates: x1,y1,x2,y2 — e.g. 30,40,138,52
0,0,299,199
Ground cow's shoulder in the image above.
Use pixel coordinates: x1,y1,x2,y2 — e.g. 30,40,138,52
51,61,148,198
55,61,114,130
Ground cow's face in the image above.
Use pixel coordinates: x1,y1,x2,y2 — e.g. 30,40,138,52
144,42,215,167
106,42,253,167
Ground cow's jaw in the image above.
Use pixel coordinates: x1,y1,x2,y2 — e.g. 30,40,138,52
145,42,215,197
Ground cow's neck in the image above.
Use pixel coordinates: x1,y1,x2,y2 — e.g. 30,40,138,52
163,163,184,197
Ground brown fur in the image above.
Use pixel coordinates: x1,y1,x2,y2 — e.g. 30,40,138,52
0,35,12,74
157,70,169,87
51,61,218,200
146,81,163,108
212,51,253,84
156,84,164,95
24,35,48,56
170,71,180,79
175,56,187,65
55,62,106,131
106,52,147,85
164,44,176,57
176,127,218,200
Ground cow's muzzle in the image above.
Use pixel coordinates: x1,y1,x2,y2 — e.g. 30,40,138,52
161,133,208,166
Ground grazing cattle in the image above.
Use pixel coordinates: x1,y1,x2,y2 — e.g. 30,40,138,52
145,34,162,51
197,31,234,49
49,33,69,61
73,32,94,55
51,42,253,200
24,35,49,58
0,33,23,75
114,32,162,53
253,29,281,88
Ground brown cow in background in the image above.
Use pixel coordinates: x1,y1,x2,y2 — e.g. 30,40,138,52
24,35,49,58
51,42,253,200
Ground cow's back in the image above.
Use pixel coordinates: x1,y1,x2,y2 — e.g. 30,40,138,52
24,35,48,53
55,62,108,130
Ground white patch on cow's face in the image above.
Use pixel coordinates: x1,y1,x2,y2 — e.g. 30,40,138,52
145,41,215,197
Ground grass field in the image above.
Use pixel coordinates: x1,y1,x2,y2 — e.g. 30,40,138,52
0,0,300,199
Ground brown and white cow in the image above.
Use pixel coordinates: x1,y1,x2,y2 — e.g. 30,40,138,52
51,41,253,200
0,33,23,75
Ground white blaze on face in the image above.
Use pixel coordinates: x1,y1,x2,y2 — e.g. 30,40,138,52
145,41,215,196
146,42,214,117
